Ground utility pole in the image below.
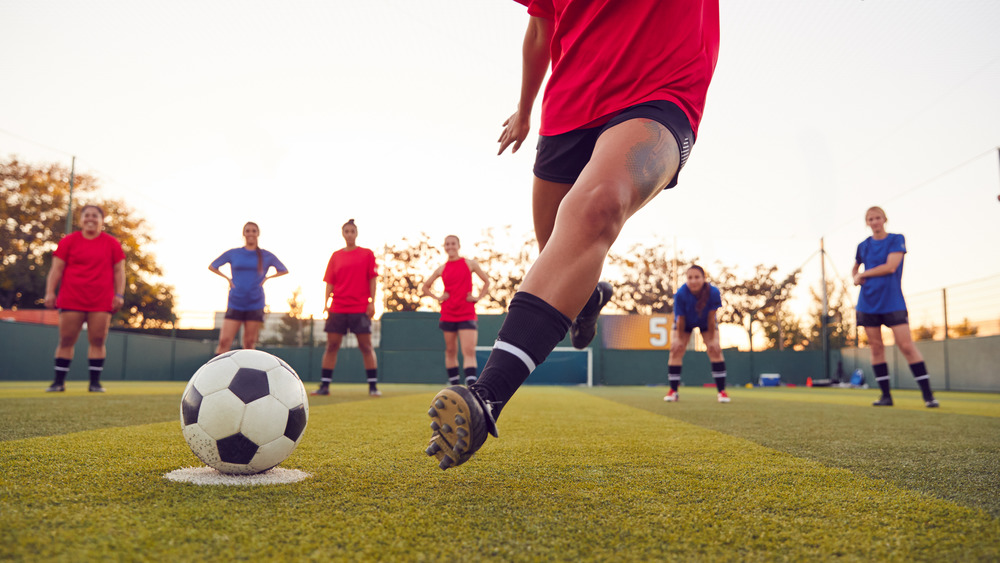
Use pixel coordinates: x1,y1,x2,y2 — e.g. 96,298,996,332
820,238,830,381
64,156,76,234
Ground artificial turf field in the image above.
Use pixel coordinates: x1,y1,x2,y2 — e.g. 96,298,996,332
2,382,999,561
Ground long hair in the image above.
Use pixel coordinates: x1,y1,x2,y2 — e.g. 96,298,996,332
244,221,263,274
688,265,709,313
79,204,105,218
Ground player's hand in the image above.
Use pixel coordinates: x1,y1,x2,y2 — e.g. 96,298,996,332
498,109,531,155
228,278,235,289
466,292,477,302
44,293,56,309
853,273,865,286
112,295,124,312
366,302,375,318
439,291,450,303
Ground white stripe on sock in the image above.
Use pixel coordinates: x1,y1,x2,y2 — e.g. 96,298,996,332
668,375,682,381
321,378,332,383
90,366,103,372
913,375,929,381
494,341,536,372
712,372,727,378
366,378,378,383
54,366,70,372
875,376,891,382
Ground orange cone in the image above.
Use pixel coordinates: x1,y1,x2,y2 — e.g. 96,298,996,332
806,377,813,387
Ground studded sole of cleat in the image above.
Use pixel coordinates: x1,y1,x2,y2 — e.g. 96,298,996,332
425,388,481,470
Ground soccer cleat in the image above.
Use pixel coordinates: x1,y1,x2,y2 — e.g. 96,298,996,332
925,399,940,408
663,389,678,402
570,281,613,349
310,386,330,396
872,395,894,407
425,386,498,470
369,389,382,398
45,384,65,393
717,391,731,403
88,384,106,393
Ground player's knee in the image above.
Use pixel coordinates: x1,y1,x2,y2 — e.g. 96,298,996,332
670,342,686,356
88,334,106,348
574,186,629,242
707,343,722,357
325,340,341,352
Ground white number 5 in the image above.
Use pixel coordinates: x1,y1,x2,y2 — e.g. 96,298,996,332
649,317,669,347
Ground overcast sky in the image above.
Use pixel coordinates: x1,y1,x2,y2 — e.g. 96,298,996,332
2,0,999,339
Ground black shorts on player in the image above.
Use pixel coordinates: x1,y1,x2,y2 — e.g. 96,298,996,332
224,308,265,322
856,310,908,328
324,313,372,335
534,100,694,188
439,320,478,332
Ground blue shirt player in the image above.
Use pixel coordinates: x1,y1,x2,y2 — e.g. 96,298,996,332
209,222,288,355
853,206,938,408
666,265,729,404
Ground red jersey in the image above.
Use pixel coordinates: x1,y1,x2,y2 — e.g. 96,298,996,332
518,0,720,137
440,258,476,322
53,231,125,312
323,247,377,314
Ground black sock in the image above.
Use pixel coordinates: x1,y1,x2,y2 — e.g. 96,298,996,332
88,358,104,386
320,369,333,386
873,363,891,396
577,285,603,319
470,292,572,419
711,361,727,392
446,367,460,385
366,368,378,391
53,358,71,385
910,361,934,401
464,366,477,386
668,365,681,392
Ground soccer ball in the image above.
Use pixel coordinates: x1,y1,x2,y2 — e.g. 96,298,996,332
180,350,309,475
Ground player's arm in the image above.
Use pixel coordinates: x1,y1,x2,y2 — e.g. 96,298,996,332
851,261,863,286
858,252,903,279
208,264,234,288
44,257,66,309
467,259,491,302
497,15,552,155
421,265,446,302
264,269,288,283
112,258,126,312
674,315,686,334
705,309,719,337
367,276,377,318
323,282,334,313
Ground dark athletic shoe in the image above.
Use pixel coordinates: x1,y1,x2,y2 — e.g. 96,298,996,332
88,385,106,393
46,384,65,393
425,386,498,470
310,386,330,396
872,395,893,407
925,399,940,408
570,281,613,349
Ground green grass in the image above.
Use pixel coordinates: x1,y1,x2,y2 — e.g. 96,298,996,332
1,383,998,561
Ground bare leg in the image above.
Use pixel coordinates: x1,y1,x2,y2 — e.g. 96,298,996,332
865,326,894,404
458,328,478,371
357,334,377,370
865,326,886,365
443,331,459,369
532,178,573,251
85,312,111,359
242,321,262,350
668,330,690,366
216,319,242,355
322,333,344,370
890,323,923,364
56,311,86,360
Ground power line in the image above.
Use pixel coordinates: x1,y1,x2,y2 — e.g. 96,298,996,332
0,128,74,158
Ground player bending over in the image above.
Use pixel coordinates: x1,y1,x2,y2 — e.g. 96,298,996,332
664,265,730,403
424,0,720,470
312,219,382,398
421,235,491,386
853,206,938,408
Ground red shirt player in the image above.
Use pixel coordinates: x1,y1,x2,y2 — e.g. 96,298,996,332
44,204,126,393
313,219,381,397
424,0,720,470
421,235,491,387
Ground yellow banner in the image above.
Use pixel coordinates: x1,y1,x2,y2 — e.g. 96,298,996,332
600,315,672,350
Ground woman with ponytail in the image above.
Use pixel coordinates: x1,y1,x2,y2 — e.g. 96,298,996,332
209,222,288,354
666,265,729,403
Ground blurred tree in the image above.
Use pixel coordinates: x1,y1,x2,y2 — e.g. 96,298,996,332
264,287,308,346
0,157,176,328
471,226,536,313
804,279,856,350
382,233,441,313
605,241,694,315
949,318,979,338
912,324,937,341
762,305,810,351
715,264,800,351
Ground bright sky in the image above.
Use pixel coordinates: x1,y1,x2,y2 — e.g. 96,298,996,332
3,1,999,339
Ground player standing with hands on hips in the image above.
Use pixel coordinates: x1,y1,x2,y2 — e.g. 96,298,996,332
421,235,492,386
209,222,288,355
853,206,939,408
44,204,126,393
424,0,720,469
312,219,382,398
664,265,730,403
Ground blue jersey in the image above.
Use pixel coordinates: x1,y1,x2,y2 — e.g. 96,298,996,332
211,248,287,311
855,233,907,314
674,283,722,330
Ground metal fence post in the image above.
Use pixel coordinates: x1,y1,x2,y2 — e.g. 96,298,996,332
942,288,950,391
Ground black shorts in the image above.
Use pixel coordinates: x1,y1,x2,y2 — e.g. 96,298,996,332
325,313,372,335
534,100,694,189
224,309,265,322
857,310,909,328
439,320,478,332
682,322,709,334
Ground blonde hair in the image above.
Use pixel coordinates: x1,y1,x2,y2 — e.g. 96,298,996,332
865,206,887,221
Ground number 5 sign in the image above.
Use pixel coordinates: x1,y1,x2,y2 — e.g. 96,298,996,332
599,315,673,350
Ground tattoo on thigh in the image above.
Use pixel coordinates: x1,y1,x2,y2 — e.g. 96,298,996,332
625,120,678,200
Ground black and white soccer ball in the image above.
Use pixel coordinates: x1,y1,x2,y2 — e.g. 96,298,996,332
180,350,308,475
